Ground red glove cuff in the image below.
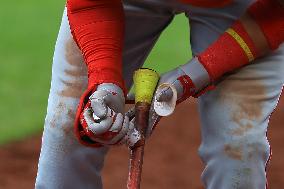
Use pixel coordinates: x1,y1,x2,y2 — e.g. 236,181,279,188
177,75,196,103
248,0,284,50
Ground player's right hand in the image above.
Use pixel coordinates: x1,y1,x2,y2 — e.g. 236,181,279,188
127,66,195,137
79,83,142,147
126,57,212,140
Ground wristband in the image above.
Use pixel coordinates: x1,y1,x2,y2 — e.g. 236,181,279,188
198,20,258,81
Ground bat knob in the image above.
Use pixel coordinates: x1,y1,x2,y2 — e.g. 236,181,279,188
154,83,177,116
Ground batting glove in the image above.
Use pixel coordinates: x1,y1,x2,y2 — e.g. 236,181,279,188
127,57,212,138
79,83,142,147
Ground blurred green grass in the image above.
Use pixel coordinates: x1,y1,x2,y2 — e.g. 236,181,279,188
143,16,192,73
0,1,65,144
0,1,191,144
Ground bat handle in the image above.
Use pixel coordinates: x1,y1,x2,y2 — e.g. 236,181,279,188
127,102,150,189
127,146,145,189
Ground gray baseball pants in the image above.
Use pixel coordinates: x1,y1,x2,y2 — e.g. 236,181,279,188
35,0,284,188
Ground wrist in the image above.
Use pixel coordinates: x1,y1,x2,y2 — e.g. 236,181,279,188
179,57,211,92
88,69,127,97
97,83,125,102
176,57,213,100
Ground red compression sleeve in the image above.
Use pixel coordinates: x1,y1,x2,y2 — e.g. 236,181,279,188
67,0,125,93
67,0,126,147
198,21,258,81
198,0,284,81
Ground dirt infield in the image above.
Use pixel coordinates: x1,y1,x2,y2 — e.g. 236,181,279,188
0,98,283,189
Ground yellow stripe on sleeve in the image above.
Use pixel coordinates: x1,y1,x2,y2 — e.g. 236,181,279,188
226,28,255,62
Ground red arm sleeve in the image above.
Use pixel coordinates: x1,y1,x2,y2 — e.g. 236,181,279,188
67,0,126,147
67,0,125,93
198,0,284,81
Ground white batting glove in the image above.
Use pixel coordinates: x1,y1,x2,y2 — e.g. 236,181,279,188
80,83,141,147
126,68,187,138
127,57,211,138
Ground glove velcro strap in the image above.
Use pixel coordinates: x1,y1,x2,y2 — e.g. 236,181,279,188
176,75,196,103
177,75,216,99
179,57,211,92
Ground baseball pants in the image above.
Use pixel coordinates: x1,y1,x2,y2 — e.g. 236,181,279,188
35,0,284,188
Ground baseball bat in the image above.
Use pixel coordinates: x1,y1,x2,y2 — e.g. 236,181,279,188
127,68,159,189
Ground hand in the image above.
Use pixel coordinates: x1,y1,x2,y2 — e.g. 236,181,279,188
128,57,211,139
79,83,142,147
126,67,193,139
145,67,195,137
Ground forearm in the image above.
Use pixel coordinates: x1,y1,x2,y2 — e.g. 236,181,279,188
167,0,284,101
67,0,125,92
197,0,284,82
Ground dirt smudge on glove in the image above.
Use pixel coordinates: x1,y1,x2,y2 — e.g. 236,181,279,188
58,38,87,98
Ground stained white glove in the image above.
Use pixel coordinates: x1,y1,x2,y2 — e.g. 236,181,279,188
80,83,141,147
